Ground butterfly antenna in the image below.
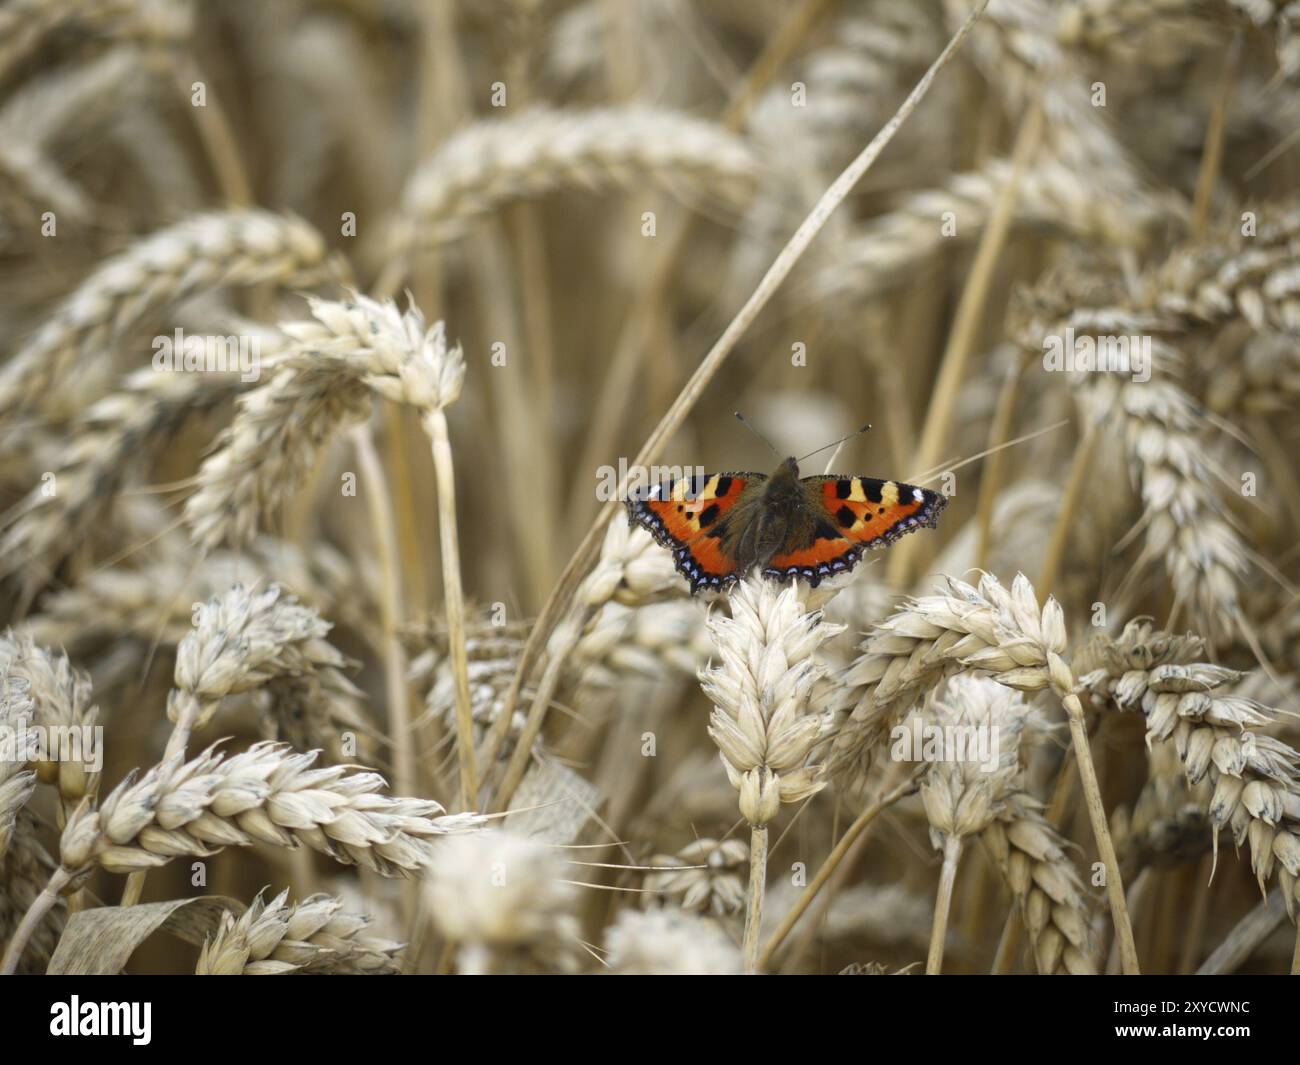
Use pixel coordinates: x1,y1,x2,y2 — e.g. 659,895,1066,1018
797,423,872,464
734,411,782,458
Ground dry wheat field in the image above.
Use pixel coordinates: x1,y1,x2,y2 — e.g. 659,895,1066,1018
0,0,1297,981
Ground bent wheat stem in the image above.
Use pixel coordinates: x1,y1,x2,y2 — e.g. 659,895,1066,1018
1,866,72,976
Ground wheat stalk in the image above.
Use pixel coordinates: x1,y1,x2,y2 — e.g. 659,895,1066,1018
983,791,1099,974
916,677,1034,971
25,539,361,652
165,584,352,758
69,743,482,876
914,676,1099,973
275,293,469,804
0,363,250,592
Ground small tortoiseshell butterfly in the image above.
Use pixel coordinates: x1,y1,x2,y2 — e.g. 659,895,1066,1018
624,422,947,593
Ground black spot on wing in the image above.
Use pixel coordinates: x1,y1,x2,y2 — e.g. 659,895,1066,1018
698,503,720,527
836,505,856,528
863,480,884,503
834,479,852,500
714,475,733,498
814,518,842,541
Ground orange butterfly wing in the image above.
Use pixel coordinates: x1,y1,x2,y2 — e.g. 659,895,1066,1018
625,472,758,592
761,476,947,584
812,476,947,547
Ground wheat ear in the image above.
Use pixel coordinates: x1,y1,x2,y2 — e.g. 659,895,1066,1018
700,577,842,972
0,210,337,420
196,888,402,975
423,831,580,974
1079,620,1300,917
832,571,1139,972
0,680,64,973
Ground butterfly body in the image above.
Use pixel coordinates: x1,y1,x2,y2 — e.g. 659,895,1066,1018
626,457,947,594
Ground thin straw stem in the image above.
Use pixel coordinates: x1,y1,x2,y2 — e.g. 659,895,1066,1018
1063,691,1139,974
927,835,964,975
352,425,416,802
424,408,477,809
743,823,769,974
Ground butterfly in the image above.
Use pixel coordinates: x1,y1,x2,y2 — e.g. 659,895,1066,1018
625,455,948,593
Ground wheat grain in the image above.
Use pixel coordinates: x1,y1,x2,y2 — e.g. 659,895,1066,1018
700,575,844,971
983,792,1099,974
55,741,482,882
808,158,1167,305
832,572,1068,789
701,577,842,826
643,837,747,917
0,678,65,974
0,633,99,814
167,584,352,747
196,888,402,975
